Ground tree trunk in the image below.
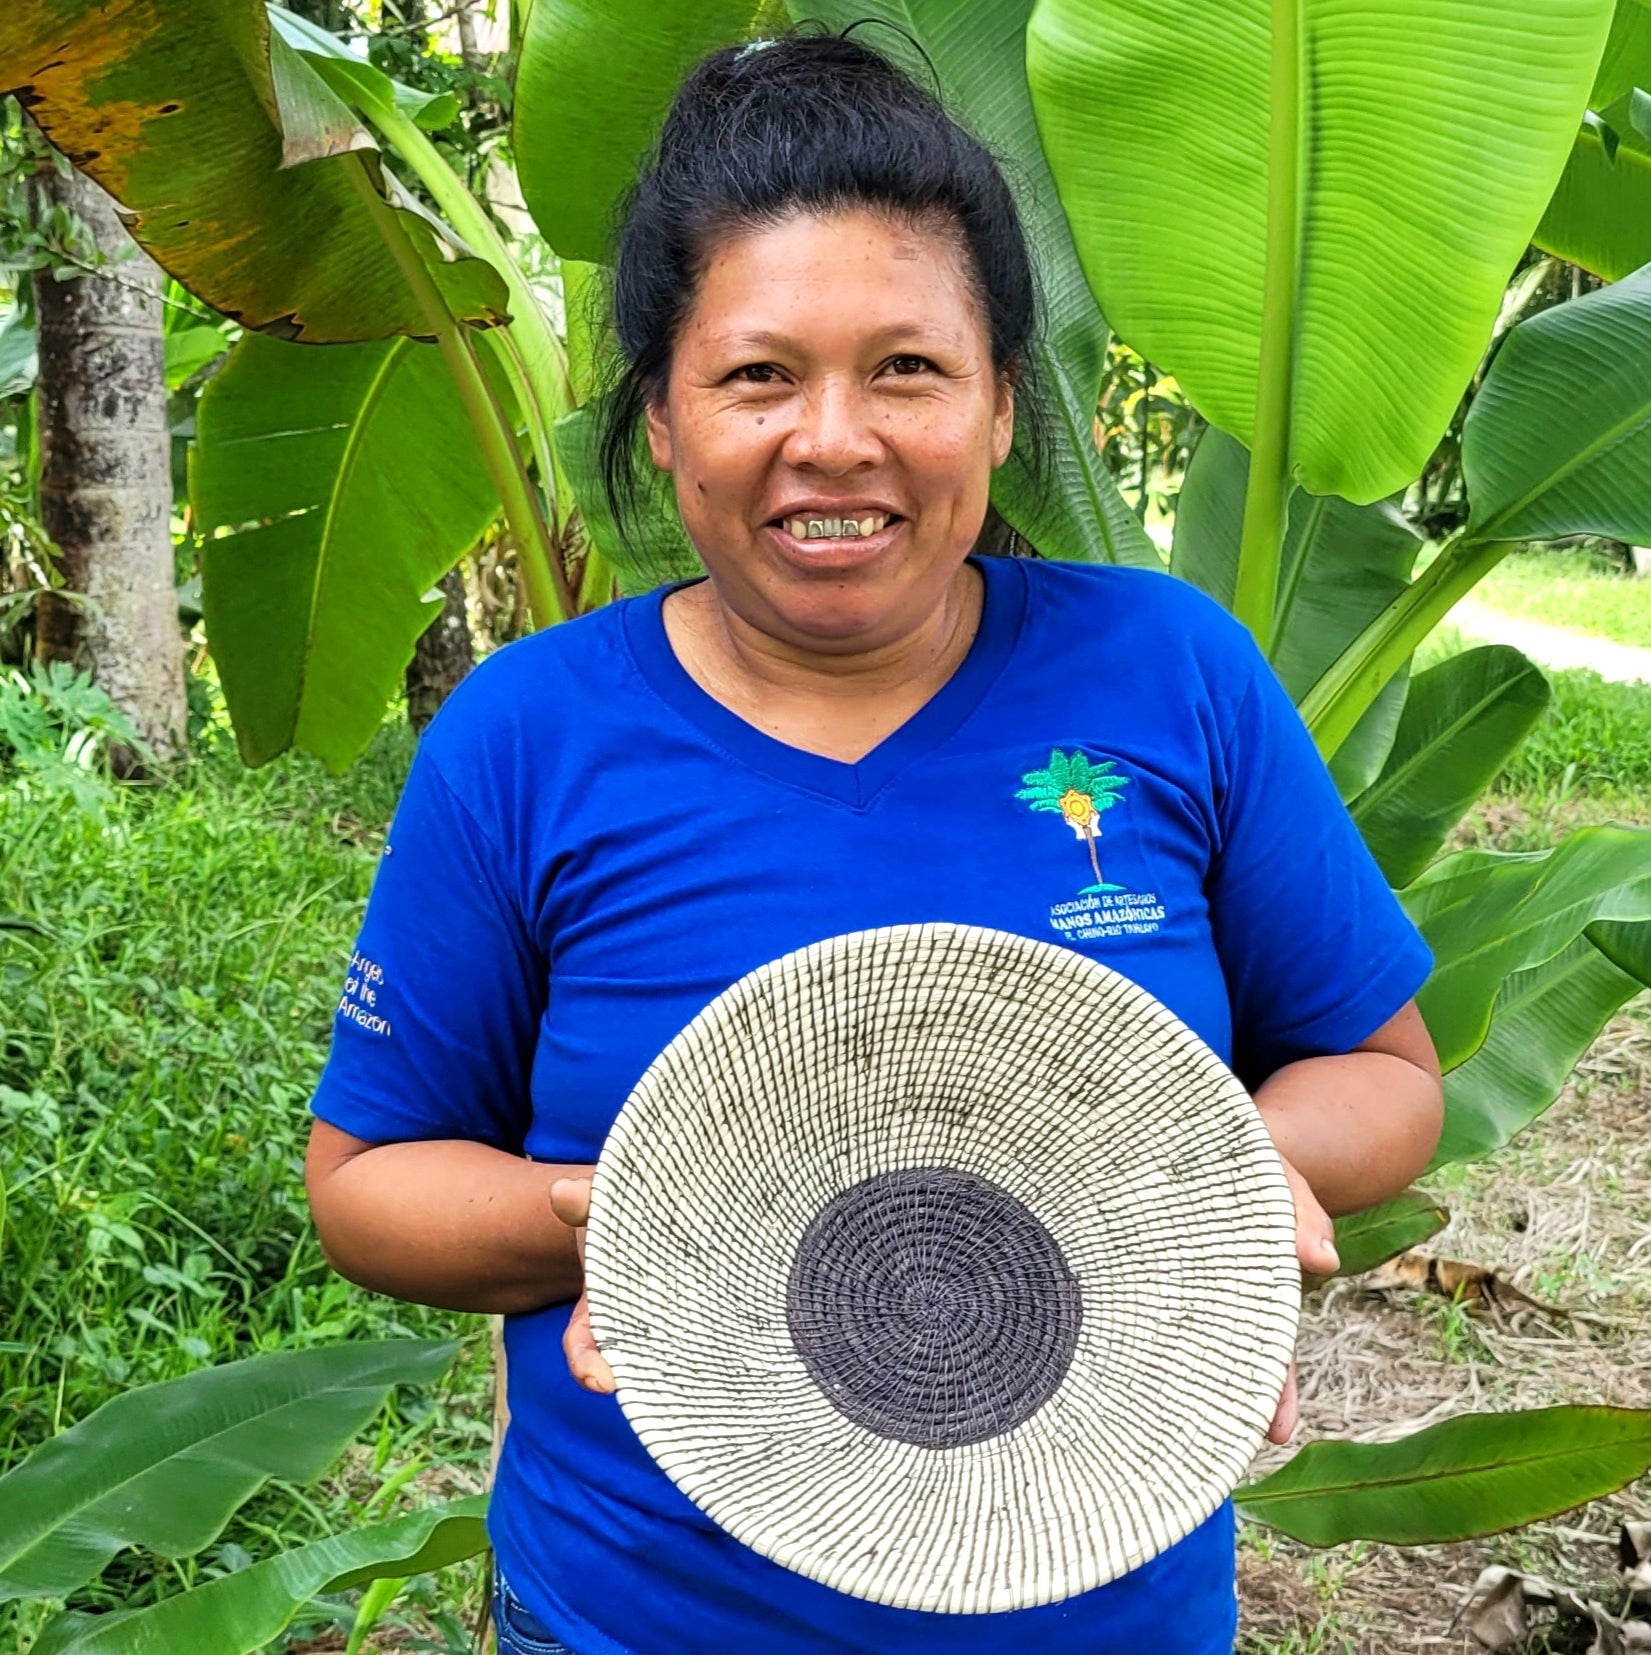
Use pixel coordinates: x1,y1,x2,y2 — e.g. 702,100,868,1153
31,159,185,765
454,0,483,71
405,564,475,732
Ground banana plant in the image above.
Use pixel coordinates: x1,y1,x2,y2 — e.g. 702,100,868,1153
0,0,572,681
1239,1408,1651,1545
0,1341,490,1655
1020,0,1651,1547
1537,0,1651,279
1302,258,1651,756
1026,0,1614,649
191,331,502,768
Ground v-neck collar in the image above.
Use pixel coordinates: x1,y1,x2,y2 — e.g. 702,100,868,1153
621,555,1028,810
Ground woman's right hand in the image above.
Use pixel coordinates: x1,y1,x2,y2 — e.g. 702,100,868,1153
549,1177,616,1394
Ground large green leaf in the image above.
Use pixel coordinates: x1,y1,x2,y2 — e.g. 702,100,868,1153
193,331,499,771
1536,129,1651,282
514,0,757,265
1463,262,1651,545
1238,1406,1651,1545
1404,826,1651,1072
554,399,700,595
0,313,36,399
1171,427,1421,794
1593,0,1651,107
1331,1190,1448,1280
1027,0,1613,505
0,0,506,341
1433,928,1649,1167
268,4,460,132
30,1499,488,1655
1348,647,1551,890
0,1340,456,1601
797,0,1156,568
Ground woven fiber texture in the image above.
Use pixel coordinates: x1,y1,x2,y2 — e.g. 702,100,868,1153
584,923,1300,1615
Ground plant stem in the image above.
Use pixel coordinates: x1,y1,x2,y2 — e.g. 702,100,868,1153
1233,0,1307,651
335,79,575,618
455,324,575,622
578,542,613,609
1136,355,1150,521
1298,534,1512,757
366,97,573,442
342,162,569,625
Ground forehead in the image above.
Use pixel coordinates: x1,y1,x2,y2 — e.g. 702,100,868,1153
682,207,987,354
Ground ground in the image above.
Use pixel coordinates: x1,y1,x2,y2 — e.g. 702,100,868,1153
1237,818,1651,1650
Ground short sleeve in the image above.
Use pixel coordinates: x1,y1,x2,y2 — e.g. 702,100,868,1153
1207,642,1432,1086
310,743,545,1150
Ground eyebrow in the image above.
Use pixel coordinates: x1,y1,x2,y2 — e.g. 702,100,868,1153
717,324,957,354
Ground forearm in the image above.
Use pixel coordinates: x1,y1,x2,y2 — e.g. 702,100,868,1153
305,1124,587,1315
1253,1049,1443,1218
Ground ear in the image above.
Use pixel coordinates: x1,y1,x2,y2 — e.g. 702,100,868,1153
644,394,675,471
990,374,1016,470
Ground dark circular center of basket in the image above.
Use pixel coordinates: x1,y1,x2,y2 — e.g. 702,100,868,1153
785,1166,1083,1449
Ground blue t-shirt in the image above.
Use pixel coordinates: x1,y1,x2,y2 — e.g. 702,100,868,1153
311,555,1431,1655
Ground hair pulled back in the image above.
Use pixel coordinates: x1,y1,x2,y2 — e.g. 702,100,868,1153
599,30,1044,533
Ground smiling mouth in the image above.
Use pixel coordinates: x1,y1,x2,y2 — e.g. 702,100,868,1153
775,512,896,542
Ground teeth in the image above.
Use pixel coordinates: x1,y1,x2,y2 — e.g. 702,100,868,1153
783,514,889,541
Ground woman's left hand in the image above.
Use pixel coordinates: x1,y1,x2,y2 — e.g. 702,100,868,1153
1267,1151,1338,1444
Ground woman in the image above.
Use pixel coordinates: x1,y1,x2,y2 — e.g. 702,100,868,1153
305,33,1443,1655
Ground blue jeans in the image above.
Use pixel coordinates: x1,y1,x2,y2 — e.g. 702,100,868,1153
494,1570,579,1655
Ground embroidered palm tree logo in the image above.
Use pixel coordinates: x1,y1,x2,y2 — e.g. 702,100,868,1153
1016,749,1130,895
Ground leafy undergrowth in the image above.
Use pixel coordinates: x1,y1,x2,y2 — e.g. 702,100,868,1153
0,718,493,1651
1468,548,1651,653
1238,1003,1651,1652
1241,736,1651,1653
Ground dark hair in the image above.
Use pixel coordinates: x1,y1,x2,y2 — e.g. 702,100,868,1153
598,30,1046,540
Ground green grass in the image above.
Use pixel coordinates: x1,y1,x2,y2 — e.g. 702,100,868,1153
1470,546,1651,651
0,717,492,1649
1418,624,1651,826
1495,665,1651,807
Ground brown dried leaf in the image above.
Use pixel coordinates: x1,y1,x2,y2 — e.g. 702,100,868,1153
1462,1564,1532,1649
1591,1617,1651,1655
1459,1563,1651,1653
1364,1250,1567,1317
1624,1518,1651,1600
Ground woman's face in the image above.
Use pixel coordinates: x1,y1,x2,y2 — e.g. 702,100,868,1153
645,208,1015,654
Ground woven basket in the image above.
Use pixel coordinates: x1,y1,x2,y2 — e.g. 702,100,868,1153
584,923,1299,1615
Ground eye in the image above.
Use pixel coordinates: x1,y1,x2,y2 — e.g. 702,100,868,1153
885,354,937,377
728,362,785,385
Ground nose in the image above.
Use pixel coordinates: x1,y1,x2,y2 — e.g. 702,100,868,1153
781,376,884,474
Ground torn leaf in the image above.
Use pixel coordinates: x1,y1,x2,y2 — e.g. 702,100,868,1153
1459,1563,1651,1652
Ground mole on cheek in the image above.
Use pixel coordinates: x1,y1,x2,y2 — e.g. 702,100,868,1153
696,481,707,494
756,417,765,425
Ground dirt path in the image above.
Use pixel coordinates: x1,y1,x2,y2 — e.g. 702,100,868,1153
1237,1011,1651,1652
1452,598,1651,687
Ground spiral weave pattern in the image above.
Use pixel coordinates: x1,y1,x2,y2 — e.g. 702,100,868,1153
787,1165,1083,1448
585,923,1300,1615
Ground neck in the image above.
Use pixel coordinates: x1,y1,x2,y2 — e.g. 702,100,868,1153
693,565,981,695
662,563,985,764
